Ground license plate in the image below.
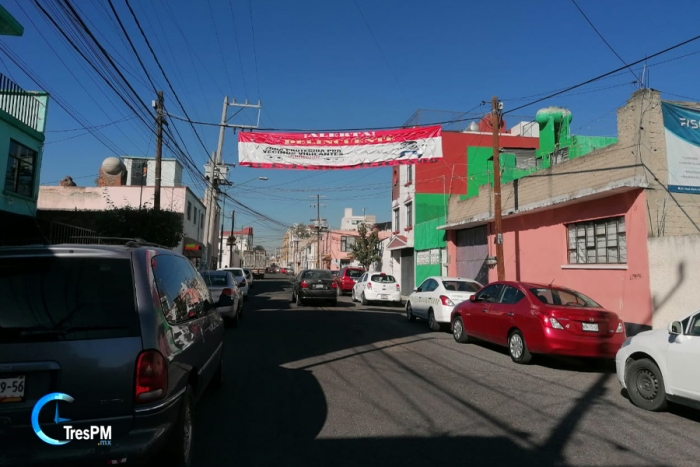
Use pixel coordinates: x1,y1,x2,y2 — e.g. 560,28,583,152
380,294,388,299
313,284,324,289
0,375,25,403
582,323,599,332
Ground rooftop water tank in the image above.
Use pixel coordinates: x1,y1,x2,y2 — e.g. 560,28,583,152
535,107,572,125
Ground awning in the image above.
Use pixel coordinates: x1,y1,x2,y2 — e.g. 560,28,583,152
387,235,410,250
182,237,204,257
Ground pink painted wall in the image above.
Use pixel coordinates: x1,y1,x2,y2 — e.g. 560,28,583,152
448,190,652,326
324,230,393,270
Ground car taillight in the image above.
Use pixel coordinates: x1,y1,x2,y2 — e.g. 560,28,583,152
135,350,167,404
396,284,400,291
367,283,372,289
222,288,232,296
439,295,454,306
549,317,564,330
616,321,625,333
301,280,309,288
331,282,337,289
240,279,246,286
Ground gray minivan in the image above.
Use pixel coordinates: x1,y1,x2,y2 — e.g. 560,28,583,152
0,242,225,466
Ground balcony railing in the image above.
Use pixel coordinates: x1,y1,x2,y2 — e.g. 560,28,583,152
0,72,47,132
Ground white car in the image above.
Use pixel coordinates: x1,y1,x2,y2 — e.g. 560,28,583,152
243,268,254,288
616,309,700,412
406,276,483,331
352,272,402,306
218,267,249,300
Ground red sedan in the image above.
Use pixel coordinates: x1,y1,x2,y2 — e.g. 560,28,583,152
450,281,627,363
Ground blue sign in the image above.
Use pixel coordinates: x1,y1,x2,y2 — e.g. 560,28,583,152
31,392,74,445
661,102,700,194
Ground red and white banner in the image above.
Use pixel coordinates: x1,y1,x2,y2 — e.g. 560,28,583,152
238,126,442,169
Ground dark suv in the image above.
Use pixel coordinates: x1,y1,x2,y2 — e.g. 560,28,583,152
0,242,225,466
335,267,365,296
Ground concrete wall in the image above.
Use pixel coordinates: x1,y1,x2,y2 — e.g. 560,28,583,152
122,158,183,187
648,235,700,328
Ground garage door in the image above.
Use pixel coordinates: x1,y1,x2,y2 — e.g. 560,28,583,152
400,248,414,293
455,226,488,284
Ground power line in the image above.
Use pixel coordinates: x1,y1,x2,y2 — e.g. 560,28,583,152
207,0,235,94
570,0,639,82
247,0,261,99
504,32,700,115
228,0,249,99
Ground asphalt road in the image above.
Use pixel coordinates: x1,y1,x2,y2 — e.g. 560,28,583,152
192,275,700,467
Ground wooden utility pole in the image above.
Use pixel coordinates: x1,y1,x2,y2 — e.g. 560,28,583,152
229,210,235,267
491,96,505,281
310,194,326,269
153,91,165,211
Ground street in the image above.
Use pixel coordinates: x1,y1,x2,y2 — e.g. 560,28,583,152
192,275,700,467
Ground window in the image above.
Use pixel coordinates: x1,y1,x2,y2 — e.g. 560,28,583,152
529,287,601,307
302,270,333,279
371,274,396,283
194,208,198,225
393,208,400,231
687,314,700,336
500,286,525,304
442,280,481,293
476,284,504,303
419,279,438,292
345,268,364,279
187,201,192,221
4,140,37,197
200,272,230,287
200,213,204,228
130,159,148,186
152,254,210,324
567,216,626,264
341,236,356,252
406,165,413,184
406,203,413,228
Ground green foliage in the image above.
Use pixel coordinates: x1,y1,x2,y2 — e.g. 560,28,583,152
95,205,184,248
290,223,311,239
350,223,382,270
253,245,265,251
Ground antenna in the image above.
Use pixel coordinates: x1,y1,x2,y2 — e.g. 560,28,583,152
548,278,555,287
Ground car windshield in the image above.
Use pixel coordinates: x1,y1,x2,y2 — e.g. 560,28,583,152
529,287,601,307
226,269,244,277
303,270,333,279
200,273,229,286
442,280,481,292
371,274,395,283
346,269,364,278
0,256,139,342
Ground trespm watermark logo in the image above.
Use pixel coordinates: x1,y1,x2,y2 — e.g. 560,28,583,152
31,392,112,446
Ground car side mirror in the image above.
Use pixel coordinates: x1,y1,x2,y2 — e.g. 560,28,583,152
668,321,683,335
469,295,477,302
414,287,420,292
203,299,216,312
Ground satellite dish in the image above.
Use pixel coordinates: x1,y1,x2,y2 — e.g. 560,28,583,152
101,157,125,175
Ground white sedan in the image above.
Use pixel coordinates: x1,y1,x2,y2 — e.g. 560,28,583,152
352,272,402,306
406,276,482,331
616,309,700,412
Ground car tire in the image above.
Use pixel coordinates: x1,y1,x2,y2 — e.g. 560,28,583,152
428,309,441,331
361,292,368,306
508,330,532,364
625,359,668,412
163,385,194,467
452,316,470,343
296,292,303,306
406,303,416,321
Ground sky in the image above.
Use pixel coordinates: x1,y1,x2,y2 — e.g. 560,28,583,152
3,0,700,250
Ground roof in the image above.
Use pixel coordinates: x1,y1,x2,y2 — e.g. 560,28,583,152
386,235,408,250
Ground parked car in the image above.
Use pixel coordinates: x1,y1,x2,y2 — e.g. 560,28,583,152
406,276,482,330
450,281,627,364
218,267,249,299
0,242,225,467
335,267,365,296
200,270,244,327
291,269,338,306
352,272,402,306
616,309,700,412
243,268,254,288
280,267,287,274
330,270,339,278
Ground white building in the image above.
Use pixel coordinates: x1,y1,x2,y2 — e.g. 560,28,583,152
340,207,376,230
121,156,183,187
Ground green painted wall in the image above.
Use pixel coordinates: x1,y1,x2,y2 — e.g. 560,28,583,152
415,193,448,224
414,215,446,287
416,263,441,286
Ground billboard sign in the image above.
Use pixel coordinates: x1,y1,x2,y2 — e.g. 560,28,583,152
238,126,442,169
662,102,700,194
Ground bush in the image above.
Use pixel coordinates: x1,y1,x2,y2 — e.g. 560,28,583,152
94,206,184,248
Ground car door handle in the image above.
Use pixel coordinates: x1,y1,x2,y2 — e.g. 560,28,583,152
507,312,514,317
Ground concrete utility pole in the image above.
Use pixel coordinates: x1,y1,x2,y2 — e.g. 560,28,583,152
153,91,165,211
229,210,235,268
311,194,326,269
491,96,505,281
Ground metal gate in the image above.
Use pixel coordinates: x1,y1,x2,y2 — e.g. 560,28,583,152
400,248,415,293
455,226,489,284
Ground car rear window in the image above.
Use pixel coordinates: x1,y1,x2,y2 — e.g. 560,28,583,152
371,274,396,283
303,270,333,279
226,269,244,277
201,273,229,286
529,287,601,307
0,256,139,342
443,281,481,292
345,269,364,278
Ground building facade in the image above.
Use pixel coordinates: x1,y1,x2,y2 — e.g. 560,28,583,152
340,207,376,230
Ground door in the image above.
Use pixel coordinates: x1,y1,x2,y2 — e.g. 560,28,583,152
468,283,505,340
413,278,437,317
667,313,700,399
401,248,415,294
455,226,488,285
355,273,368,297
487,285,526,345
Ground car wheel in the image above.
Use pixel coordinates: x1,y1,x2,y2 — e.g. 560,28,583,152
508,330,532,364
351,289,356,302
625,359,668,412
163,385,194,467
452,316,470,343
361,292,368,306
406,302,416,321
428,309,441,331
296,292,303,306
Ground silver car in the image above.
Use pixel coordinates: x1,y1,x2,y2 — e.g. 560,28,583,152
218,267,249,299
200,271,243,327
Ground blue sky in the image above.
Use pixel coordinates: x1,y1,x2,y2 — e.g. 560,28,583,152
3,0,700,250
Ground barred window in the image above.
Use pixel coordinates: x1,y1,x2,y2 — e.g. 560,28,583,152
567,217,626,264
341,236,356,252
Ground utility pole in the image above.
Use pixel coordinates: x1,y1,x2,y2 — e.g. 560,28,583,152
310,194,326,269
491,96,505,281
229,210,235,267
153,91,165,211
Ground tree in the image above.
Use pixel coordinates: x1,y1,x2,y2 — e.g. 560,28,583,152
290,223,311,239
253,245,265,251
94,205,184,248
350,223,382,270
